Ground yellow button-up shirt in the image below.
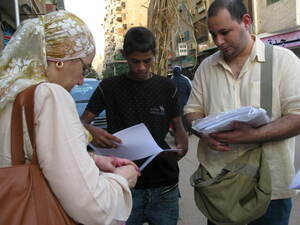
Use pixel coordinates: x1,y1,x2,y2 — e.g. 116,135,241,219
185,37,300,199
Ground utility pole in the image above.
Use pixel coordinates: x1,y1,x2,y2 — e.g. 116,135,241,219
14,0,20,27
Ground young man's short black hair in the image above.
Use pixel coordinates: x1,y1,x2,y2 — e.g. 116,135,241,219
208,0,248,23
123,26,156,56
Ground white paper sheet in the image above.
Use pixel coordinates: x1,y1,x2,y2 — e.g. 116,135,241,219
289,170,300,189
192,106,270,134
90,123,181,170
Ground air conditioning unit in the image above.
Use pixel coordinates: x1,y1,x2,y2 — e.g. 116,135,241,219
178,43,188,56
190,42,197,50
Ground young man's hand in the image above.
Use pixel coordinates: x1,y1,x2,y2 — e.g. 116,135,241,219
90,126,122,148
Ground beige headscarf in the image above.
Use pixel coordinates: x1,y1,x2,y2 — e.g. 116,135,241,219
0,10,95,114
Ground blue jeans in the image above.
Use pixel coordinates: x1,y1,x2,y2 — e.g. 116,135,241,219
126,184,179,225
208,198,292,225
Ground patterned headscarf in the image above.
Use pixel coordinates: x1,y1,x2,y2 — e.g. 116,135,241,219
0,10,95,114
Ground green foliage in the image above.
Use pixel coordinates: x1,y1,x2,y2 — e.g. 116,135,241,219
85,68,99,79
114,51,125,60
102,51,128,78
102,62,129,79
115,62,129,74
102,65,115,78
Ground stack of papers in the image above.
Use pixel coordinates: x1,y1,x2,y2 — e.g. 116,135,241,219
192,106,270,134
90,123,181,171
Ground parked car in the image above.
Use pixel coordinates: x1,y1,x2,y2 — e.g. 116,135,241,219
70,78,107,129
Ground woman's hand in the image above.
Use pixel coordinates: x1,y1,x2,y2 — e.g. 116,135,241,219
114,165,140,188
93,155,140,173
93,155,117,172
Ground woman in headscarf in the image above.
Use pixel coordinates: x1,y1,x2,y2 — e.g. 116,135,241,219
0,10,139,225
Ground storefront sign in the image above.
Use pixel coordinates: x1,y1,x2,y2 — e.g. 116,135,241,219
182,56,196,68
261,30,300,48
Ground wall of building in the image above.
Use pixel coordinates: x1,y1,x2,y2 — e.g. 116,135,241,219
125,0,148,29
169,1,197,70
255,0,297,34
0,0,62,52
103,0,149,66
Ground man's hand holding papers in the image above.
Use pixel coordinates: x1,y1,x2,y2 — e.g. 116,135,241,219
191,107,270,151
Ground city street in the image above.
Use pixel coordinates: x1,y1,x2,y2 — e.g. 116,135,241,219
166,135,300,225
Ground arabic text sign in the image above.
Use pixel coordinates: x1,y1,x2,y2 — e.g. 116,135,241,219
261,30,300,48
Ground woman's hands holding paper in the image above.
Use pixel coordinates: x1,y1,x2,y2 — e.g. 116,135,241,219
93,155,141,188
93,155,139,172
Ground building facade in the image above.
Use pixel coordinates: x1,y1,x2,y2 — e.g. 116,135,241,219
256,0,300,57
0,0,64,51
169,1,198,76
103,0,150,70
169,0,300,79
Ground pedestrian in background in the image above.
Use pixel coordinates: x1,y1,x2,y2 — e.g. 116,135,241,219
171,65,192,132
0,10,140,225
81,26,188,225
184,0,300,225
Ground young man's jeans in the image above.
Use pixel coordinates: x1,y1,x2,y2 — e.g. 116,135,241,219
126,184,179,225
207,198,292,225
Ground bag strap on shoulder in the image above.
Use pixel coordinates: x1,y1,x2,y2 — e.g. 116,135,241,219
11,84,39,166
260,44,273,118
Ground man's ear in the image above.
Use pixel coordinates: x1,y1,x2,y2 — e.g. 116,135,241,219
241,13,252,30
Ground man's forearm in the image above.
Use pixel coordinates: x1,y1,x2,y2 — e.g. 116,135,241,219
171,117,188,159
80,111,97,129
212,114,300,146
184,112,204,131
255,114,300,143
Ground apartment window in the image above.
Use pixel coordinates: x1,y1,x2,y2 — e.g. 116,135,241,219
184,31,190,41
177,34,184,43
267,0,280,5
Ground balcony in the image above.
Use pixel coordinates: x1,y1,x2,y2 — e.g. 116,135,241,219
115,2,122,11
18,0,46,21
0,0,16,27
116,13,122,22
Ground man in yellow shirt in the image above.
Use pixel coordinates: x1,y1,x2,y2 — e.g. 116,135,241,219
184,0,300,225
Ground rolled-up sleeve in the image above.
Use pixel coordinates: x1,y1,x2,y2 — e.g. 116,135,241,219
277,48,300,116
34,83,132,225
184,65,205,116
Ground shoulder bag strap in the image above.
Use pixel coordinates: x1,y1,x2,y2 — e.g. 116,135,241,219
11,84,39,165
260,44,273,118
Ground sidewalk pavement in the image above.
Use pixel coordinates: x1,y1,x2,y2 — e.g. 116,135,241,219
166,134,300,225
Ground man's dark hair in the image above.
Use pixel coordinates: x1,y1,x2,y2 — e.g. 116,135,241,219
208,0,248,22
123,27,156,56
